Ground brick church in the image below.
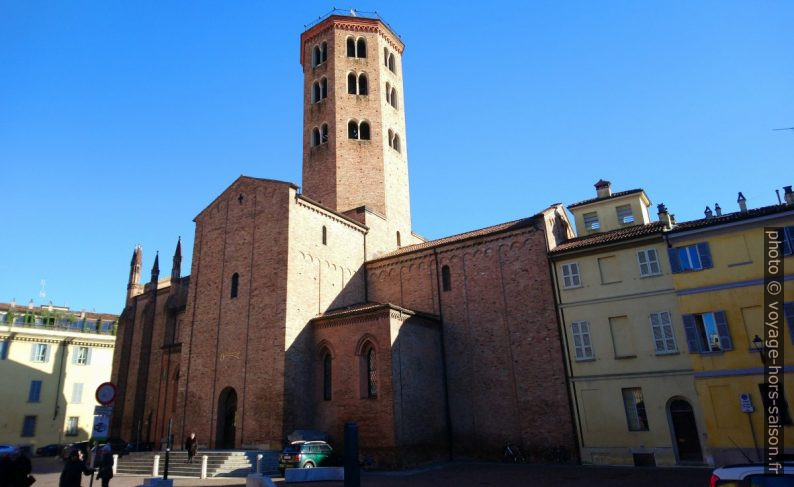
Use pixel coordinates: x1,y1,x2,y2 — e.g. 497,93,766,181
111,13,576,467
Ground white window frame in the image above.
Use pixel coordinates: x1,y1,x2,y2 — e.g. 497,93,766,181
76,346,89,365
72,383,84,404
616,204,634,225
33,343,48,362
583,212,600,231
571,320,594,360
637,248,661,277
650,311,677,354
678,245,703,271
561,262,582,289
66,416,79,436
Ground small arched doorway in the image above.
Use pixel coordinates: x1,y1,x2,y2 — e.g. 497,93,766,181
216,387,237,449
668,398,703,463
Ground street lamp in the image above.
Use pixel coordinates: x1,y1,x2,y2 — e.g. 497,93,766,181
751,335,765,365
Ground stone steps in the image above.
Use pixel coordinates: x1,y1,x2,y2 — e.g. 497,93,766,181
115,450,280,478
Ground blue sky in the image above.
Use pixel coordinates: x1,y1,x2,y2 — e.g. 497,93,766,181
1,1,792,314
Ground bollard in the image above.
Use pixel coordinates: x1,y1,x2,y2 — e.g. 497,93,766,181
153,454,160,477
256,453,263,474
112,454,118,475
344,422,360,487
200,455,208,479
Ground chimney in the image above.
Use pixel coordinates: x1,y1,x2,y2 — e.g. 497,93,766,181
657,203,673,229
715,203,722,216
737,192,747,213
785,186,794,206
595,179,612,199
704,206,713,218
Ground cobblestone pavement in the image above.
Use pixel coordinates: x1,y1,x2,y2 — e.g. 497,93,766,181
31,457,711,487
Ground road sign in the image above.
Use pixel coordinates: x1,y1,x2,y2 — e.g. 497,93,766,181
95,382,117,405
739,392,754,413
91,415,110,441
94,406,113,417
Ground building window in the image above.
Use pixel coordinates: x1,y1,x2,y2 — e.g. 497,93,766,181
311,127,320,147
561,262,581,288
359,121,370,140
347,72,357,94
312,81,320,103
321,124,328,143
66,416,79,436
322,226,327,245
356,38,367,58
388,53,396,72
230,273,239,299
649,311,677,354
346,37,355,57
782,226,794,256
312,45,321,67
348,120,358,139
759,384,793,426
396,231,401,247
389,87,398,109
74,346,91,365
616,204,634,225
583,212,600,231
347,120,369,140
383,47,388,66
392,133,401,152
31,343,49,363
21,416,36,437
357,73,368,95
441,265,451,292
668,243,713,273
637,249,661,277
0,340,8,360
72,383,83,404
28,380,42,402
622,388,649,431
682,311,733,353
323,352,332,401
365,346,377,398
312,78,328,103
571,321,594,360
320,41,327,63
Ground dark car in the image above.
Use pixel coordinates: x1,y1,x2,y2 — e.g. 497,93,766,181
125,441,154,453
60,441,91,461
36,444,62,456
278,441,333,473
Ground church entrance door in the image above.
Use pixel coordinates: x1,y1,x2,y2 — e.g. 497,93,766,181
216,387,237,449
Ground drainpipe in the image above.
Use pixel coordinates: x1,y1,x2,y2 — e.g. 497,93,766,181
432,248,454,461
55,337,74,443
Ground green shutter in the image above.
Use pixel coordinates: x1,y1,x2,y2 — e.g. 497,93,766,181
682,315,702,353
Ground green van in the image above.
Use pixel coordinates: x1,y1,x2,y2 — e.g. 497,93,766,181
278,441,333,472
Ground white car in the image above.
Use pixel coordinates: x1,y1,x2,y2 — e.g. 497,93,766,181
709,462,794,486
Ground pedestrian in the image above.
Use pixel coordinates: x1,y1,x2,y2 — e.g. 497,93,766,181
8,450,33,487
95,445,114,487
59,449,93,487
184,432,198,464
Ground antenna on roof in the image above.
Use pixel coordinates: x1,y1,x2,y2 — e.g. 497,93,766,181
350,8,357,16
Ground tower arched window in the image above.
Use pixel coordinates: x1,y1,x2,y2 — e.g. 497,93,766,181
387,129,393,148
388,53,396,73
312,82,320,103
320,41,327,63
312,46,321,67
320,78,327,100
311,127,321,147
231,272,239,298
441,265,451,292
347,73,357,95
321,123,328,143
322,351,332,401
385,82,391,105
396,231,401,247
359,121,370,140
348,120,358,139
346,37,355,57
390,88,398,109
356,38,367,58
363,345,377,398
392,133,401,153
358,74,368,95
383,47,389,67
322,226,327,245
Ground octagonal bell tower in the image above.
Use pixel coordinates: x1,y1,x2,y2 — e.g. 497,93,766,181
300,13,413,255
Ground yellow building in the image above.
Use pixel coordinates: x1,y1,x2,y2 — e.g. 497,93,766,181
551,180,710,466
667,194,794,465
0,302,117,449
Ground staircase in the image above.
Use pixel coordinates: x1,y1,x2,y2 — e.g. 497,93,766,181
115,450,280,478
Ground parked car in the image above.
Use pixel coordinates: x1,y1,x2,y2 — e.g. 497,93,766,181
125,441,154,453
278,441,333,473
0,444,18,457
60,441,91,461
710,461,794,486
36,444,62,456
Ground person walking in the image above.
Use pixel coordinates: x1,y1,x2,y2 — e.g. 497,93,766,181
6,448,34,487
184,432,198,464
59,449,93,487
95,445,114,487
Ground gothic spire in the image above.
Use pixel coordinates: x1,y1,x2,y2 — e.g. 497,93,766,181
151,251,160,283
171,237,182,281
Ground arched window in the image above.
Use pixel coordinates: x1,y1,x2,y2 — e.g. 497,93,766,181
396,231,401,247
359,121,370,140
356,38,367,58
385,82,391,105
347,73,357,95
231,272,239,298
358,74,368,95
321,123,328,143
441,265,451,292
388,53,395,72
366,347,377,397
390,88,398,109
320,41,327,63
312,82,320,103
348,120,358,139
312,46,321,67
311,127,321,147
387,129,393,148
384,47,388,66
392,133,401,153
323,352,332,401
346,37,355,57
320,78,327,100
322,226,327,245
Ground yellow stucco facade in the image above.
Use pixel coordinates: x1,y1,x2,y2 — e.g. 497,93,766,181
0,306,116,449
668,206,794,465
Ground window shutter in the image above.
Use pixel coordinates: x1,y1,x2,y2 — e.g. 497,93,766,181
71,347,78,364
667,248,682,273
30,344,37,362
783,227,793,256
44,344,51,363
714,311,733,351
682,315,701,353
697,243,713,269
0,341,7,360
86,347,92,365
784,302,794,344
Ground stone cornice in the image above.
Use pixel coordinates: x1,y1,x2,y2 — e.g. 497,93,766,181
301,16,404,65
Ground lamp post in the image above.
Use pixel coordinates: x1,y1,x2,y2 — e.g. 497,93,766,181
751,335,766,365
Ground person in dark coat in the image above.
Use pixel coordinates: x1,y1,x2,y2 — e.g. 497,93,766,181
184,433,198,464
8,451,33,487
59,449,93,487
95,445,113,487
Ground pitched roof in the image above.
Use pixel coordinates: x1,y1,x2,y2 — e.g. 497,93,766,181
550,221,667,254
670,204,794,234
567,189,645,209
310,302,438,322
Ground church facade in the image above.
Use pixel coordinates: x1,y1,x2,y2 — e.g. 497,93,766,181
111,13,576,467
